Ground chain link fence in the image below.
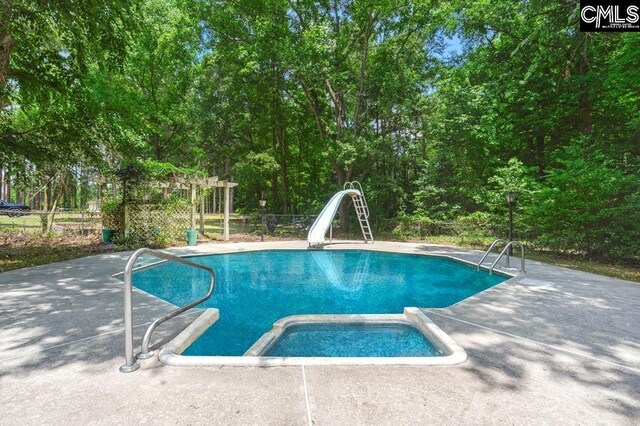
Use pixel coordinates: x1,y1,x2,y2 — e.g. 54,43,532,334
1,209,506,244
0,210,103,236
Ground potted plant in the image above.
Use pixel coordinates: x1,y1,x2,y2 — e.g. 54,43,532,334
101,197,122,243
186,228,198,246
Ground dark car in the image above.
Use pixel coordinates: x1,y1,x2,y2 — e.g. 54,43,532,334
0,199,31,217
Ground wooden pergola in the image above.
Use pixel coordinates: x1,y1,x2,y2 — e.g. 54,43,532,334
170,176,238,242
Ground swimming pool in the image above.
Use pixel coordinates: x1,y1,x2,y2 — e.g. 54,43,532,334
131,250,505,357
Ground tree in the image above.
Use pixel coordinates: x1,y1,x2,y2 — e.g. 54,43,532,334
1,0,138,156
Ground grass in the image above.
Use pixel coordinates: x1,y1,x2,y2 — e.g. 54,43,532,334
525,251,640,283
0,212,258,236
0,212,301,272
0,212,102,233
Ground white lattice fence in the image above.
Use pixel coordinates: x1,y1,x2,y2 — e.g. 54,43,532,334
103,204,190,242
128,205,190,241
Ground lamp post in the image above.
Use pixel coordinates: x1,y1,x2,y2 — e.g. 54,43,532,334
259,198,266,242
505,191,518,258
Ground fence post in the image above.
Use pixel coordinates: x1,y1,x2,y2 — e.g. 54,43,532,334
190,184,196,230
224,182,230,241
124,204,130,238
199,192,205,235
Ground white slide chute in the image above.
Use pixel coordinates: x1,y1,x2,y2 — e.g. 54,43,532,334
307,189,360,246
307,181,374,247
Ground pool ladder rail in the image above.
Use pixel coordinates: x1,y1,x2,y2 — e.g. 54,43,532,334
477,239,526,274
343,181,374,244
119,248,216,373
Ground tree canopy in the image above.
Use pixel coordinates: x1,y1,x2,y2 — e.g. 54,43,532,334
1,0,639,258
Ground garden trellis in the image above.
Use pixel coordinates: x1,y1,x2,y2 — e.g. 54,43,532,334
102,175,238,243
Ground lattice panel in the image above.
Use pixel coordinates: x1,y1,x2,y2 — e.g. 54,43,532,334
102,204,190,242
102,205,124,231
128,205,190,241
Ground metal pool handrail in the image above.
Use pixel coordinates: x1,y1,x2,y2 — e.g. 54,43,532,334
119,248,216,373
489,241,525,274
477,239,505,270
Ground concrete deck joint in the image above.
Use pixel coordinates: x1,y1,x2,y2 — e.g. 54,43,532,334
302,365,313,426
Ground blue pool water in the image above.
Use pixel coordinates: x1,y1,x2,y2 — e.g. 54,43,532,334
130,250,505,356
264,323,441,357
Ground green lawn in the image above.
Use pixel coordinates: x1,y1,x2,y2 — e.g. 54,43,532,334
0,212,102,233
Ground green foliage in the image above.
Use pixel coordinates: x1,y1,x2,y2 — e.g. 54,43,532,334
2,0,640,260
101,197,123,214
526,145,640,257
140,160,201,182
159,194,191,210
1,0,139,164
483,158,539,213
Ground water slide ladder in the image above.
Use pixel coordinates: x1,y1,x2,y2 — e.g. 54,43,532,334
352,251,371,288
346,181,374,244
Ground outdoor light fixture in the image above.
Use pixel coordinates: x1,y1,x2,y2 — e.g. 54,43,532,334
259,197,266,241
505,190,518,257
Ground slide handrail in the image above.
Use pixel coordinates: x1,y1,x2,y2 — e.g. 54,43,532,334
344,181,369,218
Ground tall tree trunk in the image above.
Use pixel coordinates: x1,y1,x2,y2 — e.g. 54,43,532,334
353,5,373,135
577,34,592,136
41,178,50,233
277,126,289,213
40,173,64,233
0,0,15,109
80,167,89,209
536,134,545,178
271,172,279,213
336,168,350,232
5,165,11,203
0,33,15,109
228,176,234,213
152,132,162,160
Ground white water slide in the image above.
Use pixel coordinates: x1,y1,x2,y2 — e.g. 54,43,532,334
307,181,374,247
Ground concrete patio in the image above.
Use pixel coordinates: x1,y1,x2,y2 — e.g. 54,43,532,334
1,241,638,425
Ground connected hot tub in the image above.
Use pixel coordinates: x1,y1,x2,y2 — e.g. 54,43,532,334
159,307,467,366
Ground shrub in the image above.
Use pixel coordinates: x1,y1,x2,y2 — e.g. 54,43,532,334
526,145,640,258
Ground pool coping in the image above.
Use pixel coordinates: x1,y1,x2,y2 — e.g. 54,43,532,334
159,307,468,367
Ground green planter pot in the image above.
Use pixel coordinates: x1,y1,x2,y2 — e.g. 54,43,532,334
102,228,114,244
186,229,198,246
